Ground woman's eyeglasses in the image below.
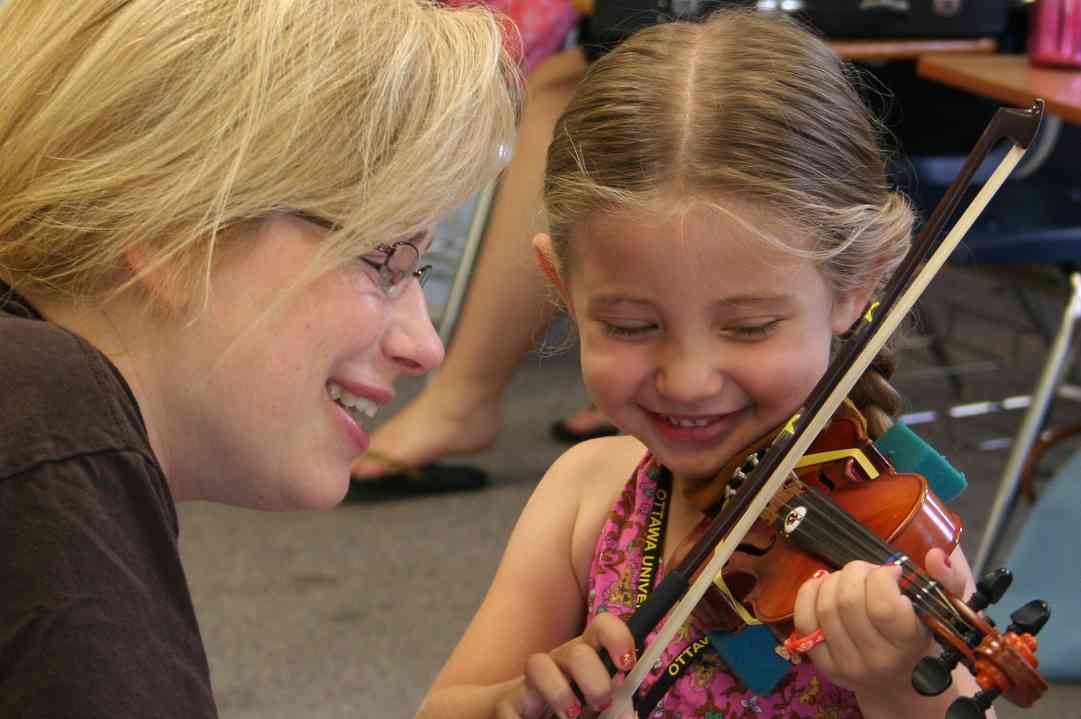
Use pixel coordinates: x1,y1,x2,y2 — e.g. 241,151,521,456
291,212,433,299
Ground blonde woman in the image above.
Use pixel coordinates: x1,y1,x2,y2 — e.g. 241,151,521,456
0,0,518,715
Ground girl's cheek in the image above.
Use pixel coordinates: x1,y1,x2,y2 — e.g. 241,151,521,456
741,349,824,412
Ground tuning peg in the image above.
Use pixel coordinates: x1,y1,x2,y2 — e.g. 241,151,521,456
969,568,1012,612
947,688,1000,719
913,650,960,696
1008,599,1050,636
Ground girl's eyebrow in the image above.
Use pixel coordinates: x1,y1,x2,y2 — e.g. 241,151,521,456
588,293,795,311
587,295,654,311
714,293,795,308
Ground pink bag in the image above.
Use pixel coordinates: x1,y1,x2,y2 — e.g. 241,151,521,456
445,0,580,74
1029,0,1081,68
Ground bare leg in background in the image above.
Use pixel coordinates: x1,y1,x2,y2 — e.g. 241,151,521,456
352,49,603,478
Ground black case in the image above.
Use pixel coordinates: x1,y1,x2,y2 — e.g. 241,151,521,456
591,1,1010,42
798,0,1010,39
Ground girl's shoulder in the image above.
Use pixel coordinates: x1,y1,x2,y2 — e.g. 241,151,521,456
540,434,646,512
538,434,649,587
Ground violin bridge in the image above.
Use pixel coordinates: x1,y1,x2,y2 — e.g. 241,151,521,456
761,478,806,526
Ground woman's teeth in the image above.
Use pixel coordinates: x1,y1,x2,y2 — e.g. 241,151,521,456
327,381,378,422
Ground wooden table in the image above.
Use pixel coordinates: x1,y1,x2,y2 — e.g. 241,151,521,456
918,53,1081,124
832,37,995,62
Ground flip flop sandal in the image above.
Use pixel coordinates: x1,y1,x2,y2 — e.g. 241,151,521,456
549,406,620,444
345,451,489,503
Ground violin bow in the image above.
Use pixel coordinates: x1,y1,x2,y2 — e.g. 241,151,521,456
597,99,1045,719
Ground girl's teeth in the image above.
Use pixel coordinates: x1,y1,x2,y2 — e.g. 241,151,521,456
664,416,710,428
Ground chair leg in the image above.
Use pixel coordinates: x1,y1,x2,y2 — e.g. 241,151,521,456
1018,422,1081,502
973,272,1081,576
435,179,497,348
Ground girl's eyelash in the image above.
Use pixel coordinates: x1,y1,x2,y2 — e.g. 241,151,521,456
602,320,782,339
603,322,655,338
727,319,781,339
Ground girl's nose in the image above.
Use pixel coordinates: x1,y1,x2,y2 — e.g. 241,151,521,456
384,282,445,376
655,344,723,404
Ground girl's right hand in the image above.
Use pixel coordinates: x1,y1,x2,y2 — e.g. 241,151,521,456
496,612,637,719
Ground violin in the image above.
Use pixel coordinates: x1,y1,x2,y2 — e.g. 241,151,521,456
669,405,1048,719
590,101,1051,719
677,404,962,634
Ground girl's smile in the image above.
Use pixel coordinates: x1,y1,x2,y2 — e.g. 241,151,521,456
644,407,747,446
557,199,867,491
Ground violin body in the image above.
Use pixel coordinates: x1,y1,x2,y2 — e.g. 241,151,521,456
679,408,1048,711
724,467,961,625
683,412,962,632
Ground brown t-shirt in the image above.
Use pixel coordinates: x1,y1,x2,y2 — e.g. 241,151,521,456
0,285,218,718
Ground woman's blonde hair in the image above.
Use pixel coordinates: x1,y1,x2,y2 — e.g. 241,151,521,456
0,0,520,306
543,9,914,432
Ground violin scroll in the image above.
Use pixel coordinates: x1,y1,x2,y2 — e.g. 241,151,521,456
912,568,1050,718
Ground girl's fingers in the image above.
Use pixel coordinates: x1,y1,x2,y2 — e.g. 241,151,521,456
792,567,828,635
813,563,865,673
519,616,633,719
586,612,637,673
511,681,552,719
924,546,968,598
792,568,842,674
524,652,582,719
551,642,612,714
864,564,926,648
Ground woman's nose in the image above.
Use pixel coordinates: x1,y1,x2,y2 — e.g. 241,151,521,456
655,344,723,403
384,282,445,375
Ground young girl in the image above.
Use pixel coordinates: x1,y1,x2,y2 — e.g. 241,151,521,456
418,10,985,719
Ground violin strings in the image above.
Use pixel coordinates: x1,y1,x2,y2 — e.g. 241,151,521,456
782,503,960,632
785,489,957,616
775,487,966,632
788,492,963,632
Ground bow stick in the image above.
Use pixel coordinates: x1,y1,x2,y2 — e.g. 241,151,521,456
596,99,1045,719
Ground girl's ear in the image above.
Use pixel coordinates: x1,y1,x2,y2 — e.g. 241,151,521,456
532,233,571,310
830,285,876,336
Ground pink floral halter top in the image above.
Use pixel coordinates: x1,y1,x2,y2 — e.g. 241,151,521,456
585,454,863,718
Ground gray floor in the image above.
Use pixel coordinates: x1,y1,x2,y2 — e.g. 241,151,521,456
178,265,1081,718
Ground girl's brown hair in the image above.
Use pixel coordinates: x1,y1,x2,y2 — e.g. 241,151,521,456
543,9,913,434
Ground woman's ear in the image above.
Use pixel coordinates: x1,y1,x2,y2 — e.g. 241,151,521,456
532,233,572,311
124,246,186,312
830,284,876,336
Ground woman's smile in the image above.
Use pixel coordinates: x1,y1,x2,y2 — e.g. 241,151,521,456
329,398,371,453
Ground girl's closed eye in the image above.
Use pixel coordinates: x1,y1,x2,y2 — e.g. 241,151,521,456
601,320,658,339
723,318,782,341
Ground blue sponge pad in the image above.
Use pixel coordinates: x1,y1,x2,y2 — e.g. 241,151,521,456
875,422,967,502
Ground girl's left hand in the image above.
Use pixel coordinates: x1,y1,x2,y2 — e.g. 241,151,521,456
790,548,968,698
